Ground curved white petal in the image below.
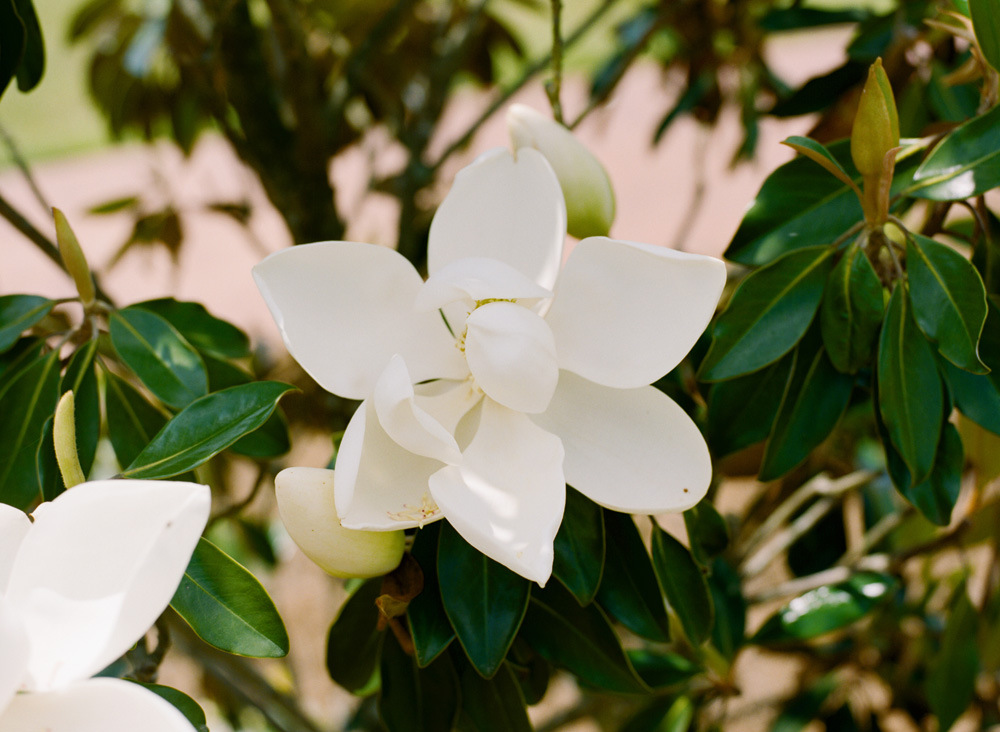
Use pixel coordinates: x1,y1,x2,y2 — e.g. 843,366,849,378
374,356,462,464
254,241,465,399
532,372,711,513
0,597,29,715
0,678,196,732
465,302,558,414
6,480,210,690
416,257,552,312
429,399,565,585
335,400,448,530
0,503,30,591
545,238,726,388
428,148,566,290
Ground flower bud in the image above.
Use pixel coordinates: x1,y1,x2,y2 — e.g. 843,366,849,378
53,208,96,307
507,104,615,239
850,59,899,177
275,467,405,578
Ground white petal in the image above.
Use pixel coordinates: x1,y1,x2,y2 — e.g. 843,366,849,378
545,238,726,388
465,302,558,414
335,400,448,530
428,148,567,290
6,480,210,689
254,241,465,399
429,399,565,585
0,678,196,732
0,597,29,715
416,257,552,312
532,372,711,513
374,355,462,464
0,503,30,591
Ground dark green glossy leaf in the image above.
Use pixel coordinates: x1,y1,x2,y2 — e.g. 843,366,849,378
971,0,1000,71
942,300,1000,434
708,558,746,659
124,381,295,479
137,683,209,732
36,417,60,502
907,233,988,373
0,0,25,98
910,104,1000,200
459,661,531,732
0,295,53,354
759,343,854,481
700,246,834,381
380,634,460,732
11,0,42,92
651,525,713,646
927,587,979,732
171,537,289,658
770,674,838,732
110,307,207,409
627,649,699,690
553,487,604,605
886,420,963,526
760,7,868,31
326,578,383,694
135,298,250,360
438,523,529,678
0,349,59,509
0,338,44,389
753,573,896,643
877,287,944,483
506,638,550,705
104,371,168,470
683,501,729,565
706,352,794,458
407,522,455,667
820,244,885,373
597,512,670,642
520,581,647,694
60,341,100,477
203,355,290,458
770,61,868,118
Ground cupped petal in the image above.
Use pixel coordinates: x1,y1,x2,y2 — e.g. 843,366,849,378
416,257,552,312
429,399,565,585
0,503,30,591
532,372,711,513
0,597,29,715
6,480,210,690
254,241,465,399
0,678,196,732
335,400,448,531
428,148,566,290
544,238,727,388
465,302,558,414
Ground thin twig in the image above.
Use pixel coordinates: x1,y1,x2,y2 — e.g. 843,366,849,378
747,554,891,603
0,123,51,212
546,0,564,124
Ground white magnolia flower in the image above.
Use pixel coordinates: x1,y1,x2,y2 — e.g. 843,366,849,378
254,147,726,584
0,479,211,732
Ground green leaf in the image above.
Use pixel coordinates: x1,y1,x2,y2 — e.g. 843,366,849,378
380,635,460,732
520,581,647,694
0,295,53,354
135,298,251,360
942,301,1000,434
171,537,289,658
459,661,532,732
753,573,896,643
906,233,989,373
0,349,59,509
203,355,290,458
770,674,838,732
781,136,860,194
110,307,207,409
881,416,963,526
682,501,730,565
971,0,1000,72
627,650,700,690
0,0,26,98
553,487,604,605
820,244,884,373
910,104,1000,200
36,417,60,502
759,343,854,481
438,522,530,678
651,526,714,646
708,558,746,659
103,371,168,470
11,0,42,92
597,512,671,642
124,382,295,479
407,522,455,667
326,578,383,694
926,587,979,732
877,287,944,483
700,246,835,381
136,683,209,732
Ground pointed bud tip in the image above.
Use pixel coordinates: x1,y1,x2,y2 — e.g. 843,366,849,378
851,58,900,177
53,208,96,306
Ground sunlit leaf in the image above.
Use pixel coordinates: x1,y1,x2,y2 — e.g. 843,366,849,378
910,104,1000,200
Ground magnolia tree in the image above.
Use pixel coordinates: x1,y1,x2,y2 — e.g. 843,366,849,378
3,1,1000,731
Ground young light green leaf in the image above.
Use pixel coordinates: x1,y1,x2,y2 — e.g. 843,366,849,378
553,487,604,606
326,578,384,694
0,295,54,354
910,104,1000,200
906,233,988,373
171,537,289,657
877,286,944,484
970,0,1000,72
820,244,885,373
700,246,835,381
651,525,714,646
110,307,207,409
781,136,861,196
123,381,295,479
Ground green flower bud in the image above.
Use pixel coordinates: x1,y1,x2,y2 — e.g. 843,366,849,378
850,58,899,177
507,104,616,239
275,467,405,578
53,208,96,308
